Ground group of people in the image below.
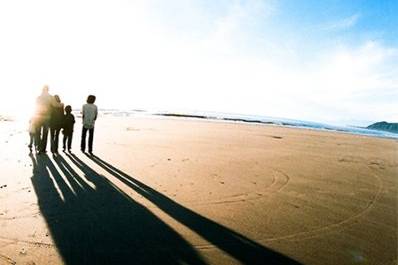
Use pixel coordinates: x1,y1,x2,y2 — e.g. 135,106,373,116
29,85,98,155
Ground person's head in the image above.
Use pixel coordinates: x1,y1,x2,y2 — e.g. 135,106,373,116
65,105,72,114
54,95,61,103
87,95,96,104
42,85,49,94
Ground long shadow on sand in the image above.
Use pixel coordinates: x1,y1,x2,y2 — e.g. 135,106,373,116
84,154,302,265
30,152,301,265
30,153,207,265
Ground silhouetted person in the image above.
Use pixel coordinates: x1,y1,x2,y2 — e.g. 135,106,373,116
81,95,98,154
63,105,75,152
35,85,62,154
49,95,65,154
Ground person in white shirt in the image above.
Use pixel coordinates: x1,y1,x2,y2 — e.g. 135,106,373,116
81,95,98,154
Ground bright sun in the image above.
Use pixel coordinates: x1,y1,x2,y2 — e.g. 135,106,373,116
1,87,41,122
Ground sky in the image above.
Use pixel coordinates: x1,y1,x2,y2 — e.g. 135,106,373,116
0,0,397,125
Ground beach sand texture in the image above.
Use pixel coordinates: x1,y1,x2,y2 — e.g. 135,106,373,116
0,116,397,265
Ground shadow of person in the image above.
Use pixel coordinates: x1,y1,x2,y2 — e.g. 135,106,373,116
29,153,207,265
83,154,302,265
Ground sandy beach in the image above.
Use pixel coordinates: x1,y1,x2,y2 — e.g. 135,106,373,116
0,116,397,265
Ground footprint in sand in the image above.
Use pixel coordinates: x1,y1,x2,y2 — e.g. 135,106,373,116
368,160,386,170
19,248,27,256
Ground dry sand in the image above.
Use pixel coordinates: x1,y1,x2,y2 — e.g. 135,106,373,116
0,116,397,265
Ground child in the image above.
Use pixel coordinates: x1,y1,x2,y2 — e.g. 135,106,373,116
63,105,75,152
81,95,98,154
28,117,38,153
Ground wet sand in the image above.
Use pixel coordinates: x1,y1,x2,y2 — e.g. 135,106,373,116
0,116,397,265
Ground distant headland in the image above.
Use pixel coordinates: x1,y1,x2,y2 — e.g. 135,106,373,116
367,121,398,134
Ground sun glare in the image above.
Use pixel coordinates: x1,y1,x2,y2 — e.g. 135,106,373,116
2,86,43,122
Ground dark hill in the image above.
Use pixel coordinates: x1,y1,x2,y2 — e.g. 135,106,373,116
367,121,398,134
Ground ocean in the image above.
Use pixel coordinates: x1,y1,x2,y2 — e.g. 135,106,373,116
1,110,396,139
101,109,398,140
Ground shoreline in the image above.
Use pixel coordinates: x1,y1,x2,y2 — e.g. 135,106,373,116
153,113,398,140
2,109,397,140
108,112,398,141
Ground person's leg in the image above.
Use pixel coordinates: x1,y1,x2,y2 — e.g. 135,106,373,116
63,134,67,151
35,124,42,152
28,133,33,148
68,133,73,151
88,128,94,153
50,127,55,153
34,133,39,151
28,134,33,152
41,122,49,152
81,127,87,152
54,129,60,153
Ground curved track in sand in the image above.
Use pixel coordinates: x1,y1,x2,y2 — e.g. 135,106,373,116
0,253,16,265
182,168,290,206
192,165,384,250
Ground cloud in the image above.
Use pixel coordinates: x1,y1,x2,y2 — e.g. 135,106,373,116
321,13,361,31
283,41,398,123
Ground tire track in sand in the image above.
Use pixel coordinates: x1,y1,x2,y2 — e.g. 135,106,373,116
0,236,54,249
193,168,383,251
0,253,16,264
258,169,384,242
182,168,290,206
189,164,384,252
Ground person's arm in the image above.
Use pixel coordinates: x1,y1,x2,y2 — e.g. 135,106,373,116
94,105,98,120
81,105,85,119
